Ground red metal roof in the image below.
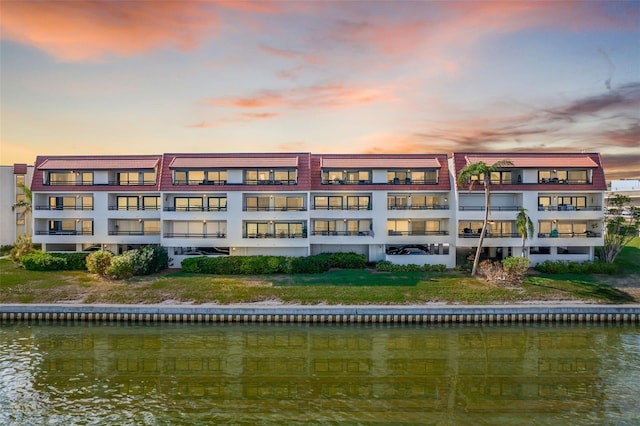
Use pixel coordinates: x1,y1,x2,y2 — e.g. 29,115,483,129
465,155,598,168
38,157,159,170
12,163,28,174
452,152,607,191
321,157,440,169
169,156,298,168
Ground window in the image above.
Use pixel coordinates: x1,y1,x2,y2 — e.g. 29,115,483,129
245,196,270,211
274,195,304,211
387,194,408,209
49,220,76,233
538,196,551,210
16,213,25,226
411,170,438,184
208,196,227,211
567,170,588,184
490,171,512,184
206,170,227,184
173,170,219,185
16,175,25,187
48,172,75,185
143,196,159,210
49,196,76,210
117,196,139,210
117,172,139,185
388,170,410,184
245,169,297,184
274,222,304,237
322,169,370,184
175,197,204,211
81,196,93,210
347,196,370,210
81,220,93,235
174,171,187,185
346,219,371,235
81,172,93,185
143,220,161,235
245,222,269,237
558,196,586,210
273,169,296,184
314,195,343,210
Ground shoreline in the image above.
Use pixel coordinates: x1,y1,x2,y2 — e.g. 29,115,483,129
2,303,640,324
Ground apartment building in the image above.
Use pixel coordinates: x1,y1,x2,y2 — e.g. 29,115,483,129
0,164,34,246
451,152,606,265
28,151,606,267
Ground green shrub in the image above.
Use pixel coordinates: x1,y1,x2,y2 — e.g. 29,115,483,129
501,256,530,283
534,260,617,275
290,255,331,274
181,257,205,273
328,252,367,269
136,246,169,275
0,244,13,256
9,234,35,262
375,261,447,273
50,252,89,270
86,250,113,275
105,255,136,280
21,252,67,271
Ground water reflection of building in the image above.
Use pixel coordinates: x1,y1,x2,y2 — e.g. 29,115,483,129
25,324,616,423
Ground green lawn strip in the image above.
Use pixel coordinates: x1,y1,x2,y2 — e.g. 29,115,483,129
612,237,640,276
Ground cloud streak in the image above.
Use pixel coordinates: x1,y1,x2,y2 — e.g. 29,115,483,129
1,1,218,61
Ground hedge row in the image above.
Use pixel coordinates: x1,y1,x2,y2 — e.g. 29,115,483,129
181,252,367,275
20,251,89,271
534,260,617,275
375,261,447,273
86,246,169,280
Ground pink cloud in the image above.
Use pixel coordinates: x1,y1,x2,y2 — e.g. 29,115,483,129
206,83,396,111
1,1,218,61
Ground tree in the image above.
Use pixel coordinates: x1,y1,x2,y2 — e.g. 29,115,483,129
516,208,534,257
601,194,639,263
11,182,32,214
457,159,513,276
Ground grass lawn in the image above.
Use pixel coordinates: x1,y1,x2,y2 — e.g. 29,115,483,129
2,241,638,305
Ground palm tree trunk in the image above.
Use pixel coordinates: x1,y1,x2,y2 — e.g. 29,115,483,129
471,186,491,276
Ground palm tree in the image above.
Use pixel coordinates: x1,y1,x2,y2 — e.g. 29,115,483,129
457,159,513,276
12,183,32,213
516,208,534,257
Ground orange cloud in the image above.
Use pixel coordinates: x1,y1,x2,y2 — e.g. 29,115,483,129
206,83,396,111
1,1,218,61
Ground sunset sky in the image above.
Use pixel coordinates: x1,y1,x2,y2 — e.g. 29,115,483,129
1,1,638,181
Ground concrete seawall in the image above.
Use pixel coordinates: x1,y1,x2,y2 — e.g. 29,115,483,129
2,304,640,324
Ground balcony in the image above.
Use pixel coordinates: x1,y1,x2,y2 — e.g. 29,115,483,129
35,230,93,236
387,230,449,236
164,233,226,238
163,206,227,212
110,206,161,211
311,231,371,236
458,206,522,211
459,230,520,238
108,230,161,236
537,205,601,211
388,204,449,210
35,205,93,211
172,179,227,186
244,232,307,238
387,178,438,185
243,206,306,212
538,231,601,238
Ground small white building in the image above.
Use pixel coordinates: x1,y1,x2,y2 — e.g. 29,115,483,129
0,164,34,246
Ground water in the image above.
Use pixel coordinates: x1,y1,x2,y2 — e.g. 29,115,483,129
1,322,639,425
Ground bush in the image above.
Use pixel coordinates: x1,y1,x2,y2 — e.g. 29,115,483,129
50,252,89,270
105,254,136,280
0,245,13,256
375,261,447,273
86,250,113,275
502,256,530,283
21,252,67,271
9,234,35,262
328,252,367,269
478,257,530,285
136,246,169,275
534,260,617,275
290,255,331,274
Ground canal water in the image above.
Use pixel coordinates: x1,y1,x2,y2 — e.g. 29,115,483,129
1,322,639,425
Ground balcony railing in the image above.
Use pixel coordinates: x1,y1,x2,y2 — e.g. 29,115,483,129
245,179,297,185
35,205,93,211
538,231,601,238
459,231,520,238
388,230,449,236
243,207,306,212
539,178,591,184
311,231,372,236
164,233,226,238
322,179,371,185
108,180,156,186
244,232,307,238
313,206,371,210
172,179,228,186
109,206,161,211
538,205,601,211
35,230,93,235
163,206,227,212
388,205,449,210
387,178,438,185
44,180,93,186
108,231,161,236
458,206,522,211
